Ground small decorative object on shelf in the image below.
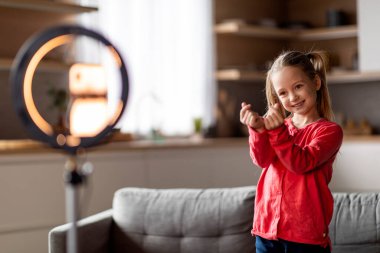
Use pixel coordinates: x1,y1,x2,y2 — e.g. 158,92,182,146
326,8,347,27
191,117,203,141
343,118,373,135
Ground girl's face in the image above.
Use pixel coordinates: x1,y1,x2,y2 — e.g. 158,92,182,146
271,66,321,118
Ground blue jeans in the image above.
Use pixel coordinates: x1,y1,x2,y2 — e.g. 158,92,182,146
255,236,331,253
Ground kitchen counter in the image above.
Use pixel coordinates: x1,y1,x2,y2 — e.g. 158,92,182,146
0,137,248,154
1,135,380,154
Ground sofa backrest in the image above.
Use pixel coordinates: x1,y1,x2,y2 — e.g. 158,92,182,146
110,186,256,253
330,192,380,253
110,187,380,253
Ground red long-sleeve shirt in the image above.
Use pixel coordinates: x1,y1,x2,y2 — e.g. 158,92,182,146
249,118,343,247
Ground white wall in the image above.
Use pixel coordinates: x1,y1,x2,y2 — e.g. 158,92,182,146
0,139,379,252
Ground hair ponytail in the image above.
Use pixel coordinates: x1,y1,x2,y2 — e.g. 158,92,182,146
306,51,333,121
306,51,328,88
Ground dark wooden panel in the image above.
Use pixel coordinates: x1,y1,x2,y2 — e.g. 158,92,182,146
286,0,357,27
0,7,75,57
216,34,287,68
214,0,287,24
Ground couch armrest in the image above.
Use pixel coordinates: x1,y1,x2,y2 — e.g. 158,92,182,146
49,209,113,253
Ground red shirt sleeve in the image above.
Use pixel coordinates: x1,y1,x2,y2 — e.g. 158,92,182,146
267,122,343,174
248,126,276,169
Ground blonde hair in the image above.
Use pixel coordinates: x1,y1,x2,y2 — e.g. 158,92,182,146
265,50,334,121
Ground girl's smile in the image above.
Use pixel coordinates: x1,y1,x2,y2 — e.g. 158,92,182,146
291,101,304,108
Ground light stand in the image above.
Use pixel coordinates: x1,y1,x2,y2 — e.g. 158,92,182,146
10,25,129,253
64,155,84,253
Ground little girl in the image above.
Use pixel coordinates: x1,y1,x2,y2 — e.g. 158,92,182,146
240,51,343,253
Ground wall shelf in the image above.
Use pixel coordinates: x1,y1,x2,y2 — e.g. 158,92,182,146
215,20,357,41
0,0,97,13
215,21,292,39
216,69,265,82
297,25,357,41
0,58,13,70
327,70,380,84
216,68,380,84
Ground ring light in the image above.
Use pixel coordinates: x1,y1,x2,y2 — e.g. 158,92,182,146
10,25,130,253
10,25,129,154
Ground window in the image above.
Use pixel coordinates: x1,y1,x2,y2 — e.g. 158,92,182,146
81,0,216,138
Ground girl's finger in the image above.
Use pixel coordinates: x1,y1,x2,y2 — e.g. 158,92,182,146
247,112,261,127
253,115,265,129
268,106,284,124
240,104,252,119
241,110,251,124
240,107,248,121
264,115,273,129
272,103,285,119
248,112,258,126
269,105,282,117
247,114,253,125
263,117,271,130
265,112,283,130
269,110,282,124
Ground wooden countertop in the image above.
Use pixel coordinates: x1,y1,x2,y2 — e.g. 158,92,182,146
0,137,248,155
1,135,380,154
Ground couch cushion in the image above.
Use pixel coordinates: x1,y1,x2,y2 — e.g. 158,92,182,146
330,192,380,252
110,186,256,253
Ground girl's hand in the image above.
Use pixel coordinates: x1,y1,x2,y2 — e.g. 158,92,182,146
264,103,284,130
240,102,264,132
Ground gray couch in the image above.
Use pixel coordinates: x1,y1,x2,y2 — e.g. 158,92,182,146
49,186,380,253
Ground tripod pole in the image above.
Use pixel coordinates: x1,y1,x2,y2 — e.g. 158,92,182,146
65,155,84,253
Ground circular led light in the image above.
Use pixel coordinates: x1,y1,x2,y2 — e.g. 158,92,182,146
10,25,129,154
